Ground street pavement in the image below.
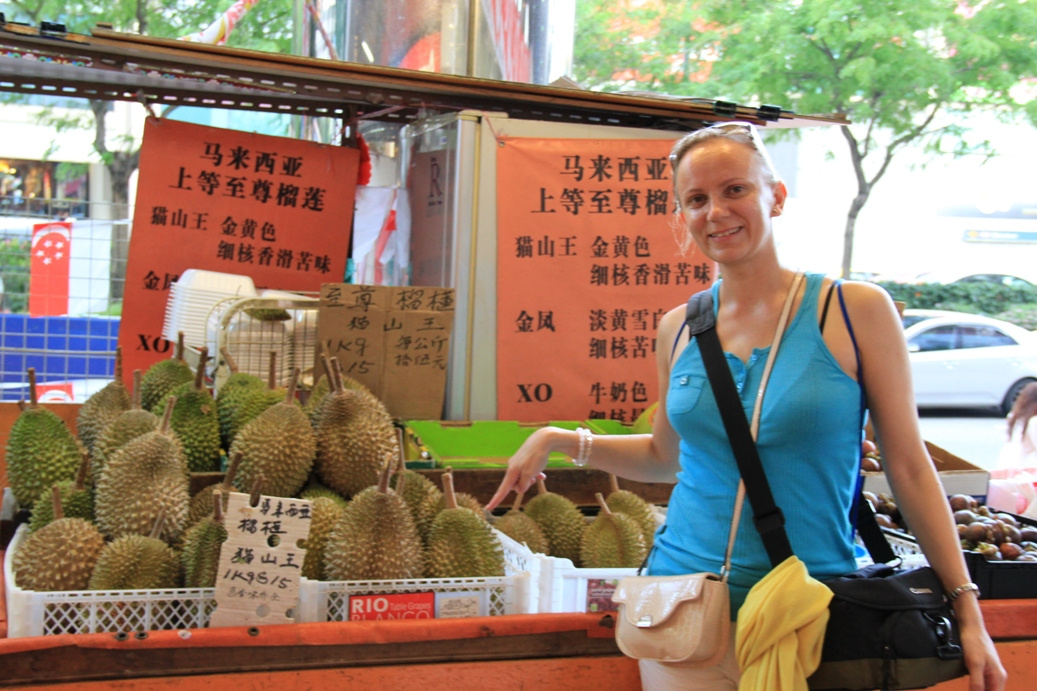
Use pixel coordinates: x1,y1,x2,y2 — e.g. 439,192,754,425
917,410,1011,471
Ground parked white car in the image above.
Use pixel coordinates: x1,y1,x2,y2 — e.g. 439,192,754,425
902,309,1037,414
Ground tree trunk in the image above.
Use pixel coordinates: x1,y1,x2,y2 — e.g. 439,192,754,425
841,192,868,279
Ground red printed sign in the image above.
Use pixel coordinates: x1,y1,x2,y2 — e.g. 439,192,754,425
496,137,716,423
348,592,435,621
119,118,359,378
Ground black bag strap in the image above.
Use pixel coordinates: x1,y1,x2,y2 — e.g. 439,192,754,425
686,286,897,568
687,289,794,567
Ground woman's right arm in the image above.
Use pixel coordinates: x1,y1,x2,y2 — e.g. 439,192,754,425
484,304,686,511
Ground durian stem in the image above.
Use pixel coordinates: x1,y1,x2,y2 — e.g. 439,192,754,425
194,347,209,391
27,367,38,408
114,346,123,384
330,357,344,393
377,457,392,494
595,492,612,515
213,490,225,522
150,511,167,540
609,474,621,495
441,469,458,510
159,396,177,433
74,451,90,490
285,368,300,402
222,452,243,492
220,346,240,374
249,475,265,507
536,477,549,496
511,490,526,512
320,353,334,382
131,370,143,410
175,332,185,362
17,398,25,412
50,485,64,521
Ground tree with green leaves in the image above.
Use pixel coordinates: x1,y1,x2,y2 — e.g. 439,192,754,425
5,0,295,299
572,0,1037,277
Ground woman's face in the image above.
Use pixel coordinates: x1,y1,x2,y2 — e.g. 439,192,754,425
673,138,785,266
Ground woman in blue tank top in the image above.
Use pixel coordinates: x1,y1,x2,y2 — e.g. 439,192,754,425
485,123,1004,690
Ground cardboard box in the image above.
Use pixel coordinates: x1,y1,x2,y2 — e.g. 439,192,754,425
862,439,989,501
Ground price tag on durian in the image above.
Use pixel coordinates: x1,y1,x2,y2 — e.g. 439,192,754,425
209,491,312,628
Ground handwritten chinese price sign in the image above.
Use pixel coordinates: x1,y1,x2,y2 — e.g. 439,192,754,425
495,137,715,423
209,492,312,628
119,117,359,378
316,284,455,419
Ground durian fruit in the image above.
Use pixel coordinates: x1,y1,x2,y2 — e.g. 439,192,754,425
299,481,349,510
421,468,487,525
224,351,287,447
28,451,93,533
187,451,242,526
140,331,193,412
94,398,191,545
424,470,506,579
306,355,372,428
230,368,316,498
92,370,159,481
524,478,587,567
215,347,265,452
89,514,181,590
492,491,549,555
580,492,648,569
300,496,346,581
323,455,424,581
314,363,399,498
181,490,229,588
244,306,292,321
390,468,442,545
158,347,221,473
605,474,657,553
76,346,132,456
13,486,105,591
5,368,84,509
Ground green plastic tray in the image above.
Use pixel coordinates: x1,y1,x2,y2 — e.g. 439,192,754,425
404,420,588,469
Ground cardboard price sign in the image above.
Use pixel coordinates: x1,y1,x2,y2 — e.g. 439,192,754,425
316,284,455,419
209,492,312,628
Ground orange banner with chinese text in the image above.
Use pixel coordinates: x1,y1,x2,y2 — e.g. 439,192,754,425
119,118,359,378
496,137,714,423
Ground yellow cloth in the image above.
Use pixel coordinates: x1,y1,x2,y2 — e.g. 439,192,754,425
736,555,833,691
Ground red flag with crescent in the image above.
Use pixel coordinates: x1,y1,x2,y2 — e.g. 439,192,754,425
30,221,72,316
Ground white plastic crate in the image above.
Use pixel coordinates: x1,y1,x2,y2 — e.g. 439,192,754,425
4,524,216,638
294,529,532,623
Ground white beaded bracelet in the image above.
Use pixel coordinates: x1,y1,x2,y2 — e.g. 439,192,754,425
573,427,593,467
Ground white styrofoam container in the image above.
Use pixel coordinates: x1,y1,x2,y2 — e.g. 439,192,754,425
4,524,216,638
295,528,532,623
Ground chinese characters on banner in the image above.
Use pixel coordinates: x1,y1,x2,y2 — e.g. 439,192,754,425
119,118,360,378
496,138,715,423
317,284,455,419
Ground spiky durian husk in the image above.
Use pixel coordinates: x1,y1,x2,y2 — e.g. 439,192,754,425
424,509,506,578
606,490,658,553
76,380,131,455
162,387,221,473
5,407,83,509
92,408,159,481
140,358,192,412
230,400,316,498
299,484,349,509
390,470,442,544
314,389,398,498
28,480,94,533
89,534,181,590
226,387,285,446
13,518,105,591
302,374,332,427
216,372,265,450
180,518,229,588
579,511,647,568
323,486,423,581
493,509,550,555
301,497,345,581
187,484,232,527
94,431,190,545
524,492,586,567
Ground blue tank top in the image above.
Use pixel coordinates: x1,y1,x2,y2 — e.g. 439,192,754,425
648,273,862,618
